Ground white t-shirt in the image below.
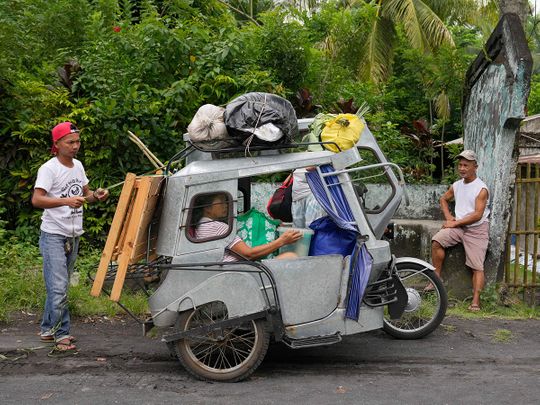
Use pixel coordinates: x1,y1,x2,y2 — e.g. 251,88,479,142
452,177,490,227
35,157,89,237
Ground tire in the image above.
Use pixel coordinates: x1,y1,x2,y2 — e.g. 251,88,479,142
383,263,447,340
174,301,270,382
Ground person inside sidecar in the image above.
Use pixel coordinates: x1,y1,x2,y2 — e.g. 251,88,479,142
193,192,301,261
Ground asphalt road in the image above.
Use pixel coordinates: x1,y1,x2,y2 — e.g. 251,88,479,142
1,313,539,404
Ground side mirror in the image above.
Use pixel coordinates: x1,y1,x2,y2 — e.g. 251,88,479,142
383,222,395,240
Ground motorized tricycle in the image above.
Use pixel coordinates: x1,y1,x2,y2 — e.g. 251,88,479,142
94,119,447,382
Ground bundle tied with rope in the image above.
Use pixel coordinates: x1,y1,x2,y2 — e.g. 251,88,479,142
224,92,298,154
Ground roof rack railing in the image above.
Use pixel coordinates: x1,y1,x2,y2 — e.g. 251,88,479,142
165,140,342,175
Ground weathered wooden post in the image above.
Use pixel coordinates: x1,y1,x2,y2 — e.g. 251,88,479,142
462,13,532,284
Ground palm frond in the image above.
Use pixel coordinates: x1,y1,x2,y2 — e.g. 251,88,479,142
475,1,500,37
421,0,479,23
383,0,425,50
434,91,450,121
414,0,455,49
359,15,396,84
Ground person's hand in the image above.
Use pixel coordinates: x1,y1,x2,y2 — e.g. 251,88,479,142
94,188,109,202
65,196,86,208
442,220,458,229
444,214,456,222
278,230,302,245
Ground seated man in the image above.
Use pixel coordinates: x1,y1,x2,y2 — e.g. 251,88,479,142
194,193,301,262
431,150,490,311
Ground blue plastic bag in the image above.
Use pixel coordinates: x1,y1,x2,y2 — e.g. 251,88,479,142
308,216,357,256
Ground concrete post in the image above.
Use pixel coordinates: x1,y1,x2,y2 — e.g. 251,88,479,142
462,13,532,283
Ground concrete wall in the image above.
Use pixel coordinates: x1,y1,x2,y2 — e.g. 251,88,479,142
251,183,448,220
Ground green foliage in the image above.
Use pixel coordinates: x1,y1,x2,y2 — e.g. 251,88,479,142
0,238,43,320
0,0,493,244
243,10,311,91
0,0,282,242
0,239,148,321
527,74,540,115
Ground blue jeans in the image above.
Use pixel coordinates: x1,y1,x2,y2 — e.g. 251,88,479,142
39,231,79,339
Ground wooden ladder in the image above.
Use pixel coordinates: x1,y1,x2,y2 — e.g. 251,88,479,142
90,173,164,301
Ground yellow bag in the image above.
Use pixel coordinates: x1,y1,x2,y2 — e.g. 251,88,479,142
320,114,364,153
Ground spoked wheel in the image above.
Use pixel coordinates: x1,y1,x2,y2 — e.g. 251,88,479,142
383,263,447,339
175,301,270,382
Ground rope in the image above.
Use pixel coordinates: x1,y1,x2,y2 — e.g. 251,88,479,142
244,93,268,158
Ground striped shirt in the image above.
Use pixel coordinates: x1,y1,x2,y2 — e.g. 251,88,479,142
195,217,242,262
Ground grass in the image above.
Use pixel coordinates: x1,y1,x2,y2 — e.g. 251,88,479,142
0,238,149,322
1,238,539,323
446,283,540,320
490,329,514,343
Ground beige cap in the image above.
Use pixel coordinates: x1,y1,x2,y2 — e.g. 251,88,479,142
456,149,477,161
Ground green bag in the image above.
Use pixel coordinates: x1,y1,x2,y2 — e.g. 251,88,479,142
237,208,280,259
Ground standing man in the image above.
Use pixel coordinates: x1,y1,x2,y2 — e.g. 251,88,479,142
431,150,490,311
32,122,108,356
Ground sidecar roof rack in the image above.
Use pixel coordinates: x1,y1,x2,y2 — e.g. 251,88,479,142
165,118,326,175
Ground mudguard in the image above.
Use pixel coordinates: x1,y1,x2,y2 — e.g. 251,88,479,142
153,272,267,326
394,257,435,271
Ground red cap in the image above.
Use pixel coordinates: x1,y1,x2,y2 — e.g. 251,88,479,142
51,122,79,154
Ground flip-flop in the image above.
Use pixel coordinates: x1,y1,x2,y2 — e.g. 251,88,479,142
47,346,79,358
47,340,78,358
41,334,76,343
423,283,435,292
468,304,481,312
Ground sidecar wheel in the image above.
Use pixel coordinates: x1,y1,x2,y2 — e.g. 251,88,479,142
383,264,447,339
175,301,270,382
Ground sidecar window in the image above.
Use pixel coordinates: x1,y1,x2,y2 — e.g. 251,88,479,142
186,192,234,243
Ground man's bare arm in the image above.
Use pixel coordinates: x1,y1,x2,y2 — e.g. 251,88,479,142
32,188,85,209
440,186,455,222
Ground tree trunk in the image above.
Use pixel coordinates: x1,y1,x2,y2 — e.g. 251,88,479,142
499,0,529,26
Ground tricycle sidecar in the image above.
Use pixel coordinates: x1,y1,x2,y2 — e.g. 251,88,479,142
140,121,447,382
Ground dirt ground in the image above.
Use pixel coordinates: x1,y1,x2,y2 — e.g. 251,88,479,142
1,312,540,404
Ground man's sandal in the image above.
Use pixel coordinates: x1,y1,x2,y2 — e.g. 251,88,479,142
39,334,55,343
40,334,76,343
47,338,78,358
468,304,481,312
423,283,435,292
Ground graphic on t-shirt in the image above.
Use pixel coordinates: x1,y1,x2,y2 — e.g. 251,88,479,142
59,178,83,198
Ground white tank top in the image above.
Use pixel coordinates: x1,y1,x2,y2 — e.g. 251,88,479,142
453,177,490,227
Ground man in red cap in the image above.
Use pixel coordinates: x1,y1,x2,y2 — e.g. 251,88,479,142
32,122,109,356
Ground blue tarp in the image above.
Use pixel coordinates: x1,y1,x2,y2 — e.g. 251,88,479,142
306,164,372,320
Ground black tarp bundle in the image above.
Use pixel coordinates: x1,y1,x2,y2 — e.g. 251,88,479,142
224,92,298,146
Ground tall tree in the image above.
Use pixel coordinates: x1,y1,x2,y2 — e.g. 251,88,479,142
360,0,477,84
499,0,529,25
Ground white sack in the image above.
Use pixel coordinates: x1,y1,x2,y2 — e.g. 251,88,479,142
187,104,228,142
